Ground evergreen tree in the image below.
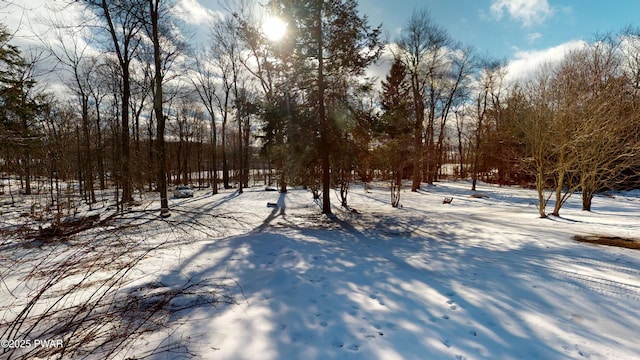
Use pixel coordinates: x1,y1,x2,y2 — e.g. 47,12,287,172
0,26,46,195
378,57,413,207
267,0,382,213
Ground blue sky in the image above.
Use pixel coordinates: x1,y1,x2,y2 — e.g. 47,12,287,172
184,0,640,78
356,0,640,60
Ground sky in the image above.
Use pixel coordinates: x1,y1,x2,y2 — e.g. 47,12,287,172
355,0,640,59
4,0,640,81
189,0,640,79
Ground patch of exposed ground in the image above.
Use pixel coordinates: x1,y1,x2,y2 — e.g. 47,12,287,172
574,235,640,250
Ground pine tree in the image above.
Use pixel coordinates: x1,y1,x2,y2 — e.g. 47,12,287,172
379,57,412,207
267,0,382,213
0,27,45,196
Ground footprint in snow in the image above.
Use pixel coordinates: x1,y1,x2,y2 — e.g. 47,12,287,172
320,321,328,327
370,294,385,306
347,344,360,351
442,339,451,348
442,314,450,320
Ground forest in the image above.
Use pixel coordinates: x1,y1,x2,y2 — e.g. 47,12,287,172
1,0,639,219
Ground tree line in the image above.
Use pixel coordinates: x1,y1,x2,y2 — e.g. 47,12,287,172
1,1,639,217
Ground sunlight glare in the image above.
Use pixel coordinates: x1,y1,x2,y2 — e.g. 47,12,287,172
262,15,287,42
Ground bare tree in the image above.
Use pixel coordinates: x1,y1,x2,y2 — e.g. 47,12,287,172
565,37,640,211
146,0,170,216
80,0,144,205
470,59,506,191
512,69,556,218
133,0,187,216
129,60,152,191
209,15,240,190
432,46,474,183
43,19,100,203
397,8,449,191
453,107,470,180
171,94,202,185
191,50,219,194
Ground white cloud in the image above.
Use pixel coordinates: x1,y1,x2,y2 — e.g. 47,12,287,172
1,1,73,48
506,40,587,82
528,32,542,43
490,0,554,27
174,0,222,26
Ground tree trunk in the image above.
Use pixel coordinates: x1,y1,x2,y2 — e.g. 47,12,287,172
391,169,401,208
237,108,243,194
582,188,593,211
317,2,331,214
81,95,96,203
222,113,230,189
211,114,218,194
94,102,106,190
75,124,83,198
243,116,250,188
410,73,423,192
536,164,547,218
551,155,567,217
150,0,169,216
120,62,133,203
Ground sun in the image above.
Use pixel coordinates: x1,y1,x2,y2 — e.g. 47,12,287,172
262,15,287,42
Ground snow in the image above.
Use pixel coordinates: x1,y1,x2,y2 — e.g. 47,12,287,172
2,181,640,359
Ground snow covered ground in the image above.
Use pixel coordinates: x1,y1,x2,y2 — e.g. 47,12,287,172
2,181,640,359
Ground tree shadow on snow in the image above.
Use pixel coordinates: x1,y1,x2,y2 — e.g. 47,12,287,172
120,194,640,360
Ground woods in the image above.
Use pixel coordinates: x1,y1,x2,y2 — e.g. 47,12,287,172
1,1,639,218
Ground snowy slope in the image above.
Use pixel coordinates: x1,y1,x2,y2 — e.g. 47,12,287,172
142,182,640,359
2,181,640,359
